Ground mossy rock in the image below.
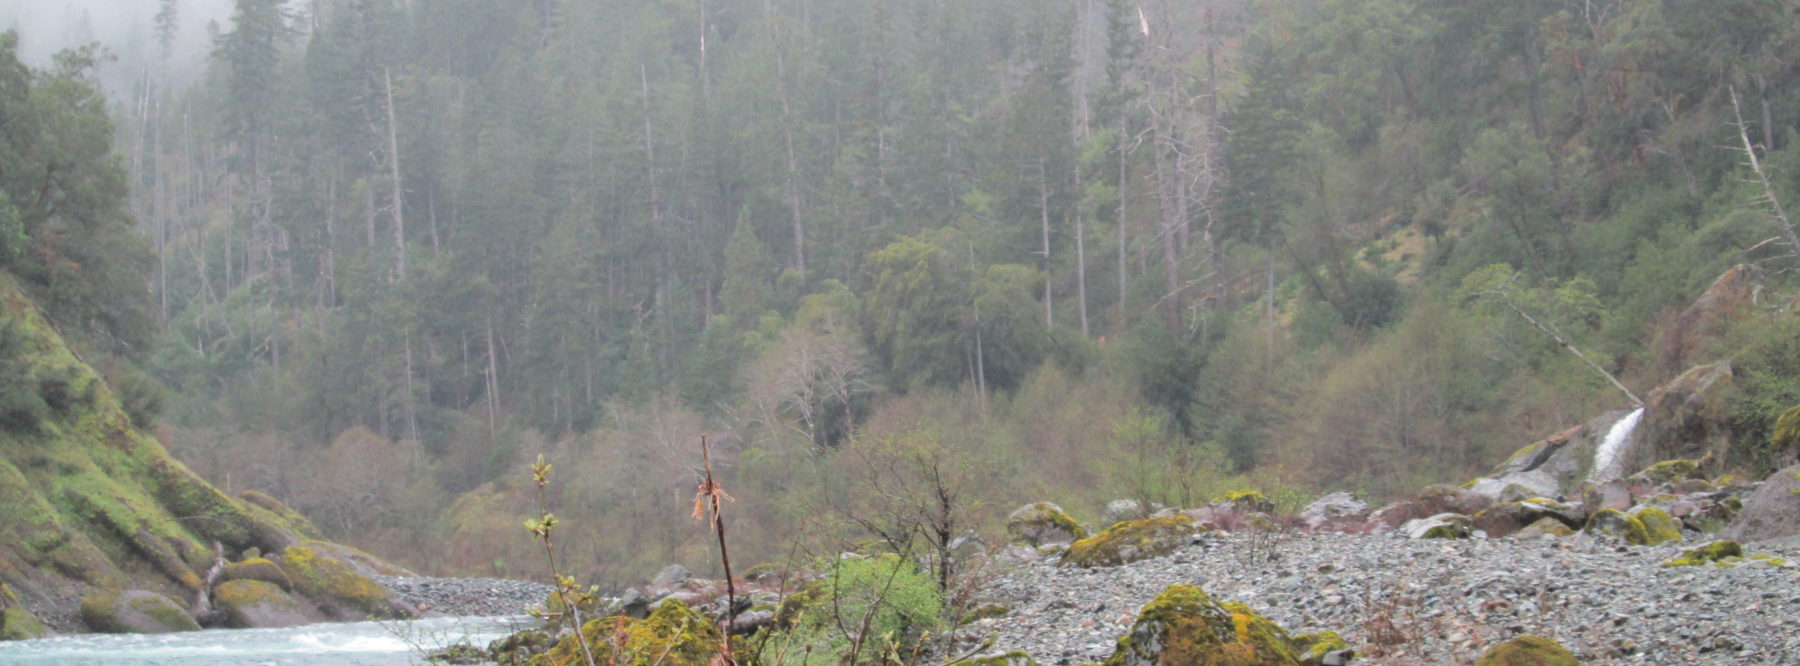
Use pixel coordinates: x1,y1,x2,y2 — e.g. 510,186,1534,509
1007,502,1088,547
1583,508,1651,545
489,629,556,665
1629,507,1682,545
952,650,1039,666
1664,540,1744,567
963,603,1012,623
220,557,294,591
1064,515,1201,568
238,490,323,542
279,543,397,619
1101,584,1301,666
214,579,315,628
1473,634,1578,665
1292,630,1350,666
1213,490,1275,514
1515,516,1575,538
1632,459,1702,485
1,607,46,641
1772,404,1800,458
80,589,200,634
530,599,723,666
1402,513,1472,540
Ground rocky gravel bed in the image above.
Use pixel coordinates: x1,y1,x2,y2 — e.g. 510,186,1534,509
949,532,1800,665
372,575,554,618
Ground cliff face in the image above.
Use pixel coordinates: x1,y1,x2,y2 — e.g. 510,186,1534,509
0,275,318,631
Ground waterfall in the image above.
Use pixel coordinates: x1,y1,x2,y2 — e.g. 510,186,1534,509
1588,407,1645,484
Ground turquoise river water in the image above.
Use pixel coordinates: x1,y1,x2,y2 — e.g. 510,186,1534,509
0,615,540,665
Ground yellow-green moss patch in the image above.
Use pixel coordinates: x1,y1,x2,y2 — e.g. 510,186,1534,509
1102,584,1301,665
1583,508,1651,545
1064,515,1201,568
1474,634,1578,665
1664,541,1743,567
1631,507,1683,545
1,607,46,641
530,599,722,666
952,650,1039,666
1213,490,1274,513
279,544,394,619
221,557,293,591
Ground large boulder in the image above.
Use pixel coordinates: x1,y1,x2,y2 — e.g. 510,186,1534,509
1725,464,1800,542
1006,502,1087,548
1583,508,1652,545
278,543,403,620
1101,583,1309,665
80,589,200,634
1298,492,1368,530
1414,485,1492,516
1064,515,1202,568
1466,471,1560,502
220,557,294,591
1474,634,1579,665
1473,499,1581,539
213,579,316,628
1629,363,1734,474
1401,513,1473,540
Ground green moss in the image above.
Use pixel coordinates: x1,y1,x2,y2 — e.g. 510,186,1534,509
1474,635,1578,665
1064,515,1201,568
1292,630,1349,665
1006,502,1088,544
80,589,200,633
1213,490,1274,513
1,607,46,641
1663,540,1744,567
1636,459,1702,484
1772,404,1800,454
222,557,293,590
964,603,1011,623
1583,508,1651,545
1631,507,1682,545
1102,584,1301,666
279,544,394,618
531,599,722,666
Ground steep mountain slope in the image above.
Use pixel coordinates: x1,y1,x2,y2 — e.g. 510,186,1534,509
0,272,323,631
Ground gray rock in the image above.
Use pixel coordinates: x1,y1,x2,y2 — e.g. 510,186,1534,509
1299,491,1369,529
1402,513,1474,540
1726,465,1800,543
651,563,691,590
1006,502,1086,548
1104,499,1164,525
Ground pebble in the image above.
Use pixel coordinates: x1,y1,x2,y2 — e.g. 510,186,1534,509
942,532,1800,664
371,574,555,618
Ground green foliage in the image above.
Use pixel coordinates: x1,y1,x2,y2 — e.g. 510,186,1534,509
763,554,944,663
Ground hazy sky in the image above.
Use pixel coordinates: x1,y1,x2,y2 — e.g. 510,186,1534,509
1,0,236,94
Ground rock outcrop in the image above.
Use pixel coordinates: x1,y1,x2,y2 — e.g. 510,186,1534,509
1725,464,1800,543
79,590,200,634
213,580,315,628
1064,515,1203,567
1006,502,1087,548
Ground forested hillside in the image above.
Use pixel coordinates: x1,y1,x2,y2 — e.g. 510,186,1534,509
87,0,1800,583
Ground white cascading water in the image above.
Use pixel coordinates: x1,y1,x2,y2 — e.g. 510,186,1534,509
1588,407,1646,484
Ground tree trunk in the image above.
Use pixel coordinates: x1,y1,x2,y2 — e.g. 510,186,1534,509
1075,161,1090,336
1040,157,1054,329
385,68,406,282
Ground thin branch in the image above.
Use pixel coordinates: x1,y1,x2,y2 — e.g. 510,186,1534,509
1730,85,1800,260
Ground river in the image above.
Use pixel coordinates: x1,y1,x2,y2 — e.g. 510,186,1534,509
0,615,540,665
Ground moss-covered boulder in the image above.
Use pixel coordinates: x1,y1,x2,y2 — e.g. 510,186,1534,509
1292,631,1350,665
213,579,315,628
1213,490,1275,514
1629,506,1683,545
1474,498,1581,539
1474,634,1578,665
1664,540,1743,567
1631,362,1734,473
1773,404,1800,462
1064,515,1201,568
220,557,293,591
1007,502,1087,547
1630,459,1703,485
1101,584,1303,666
1514,516,1575,538
278,543,400,620
489,629,556,665
530,599,723,666
1,607,47,641
1583,508,1651,545
80,589,200,633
